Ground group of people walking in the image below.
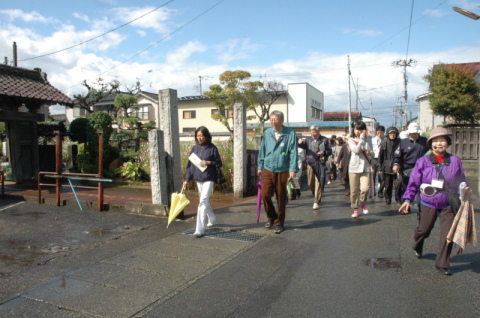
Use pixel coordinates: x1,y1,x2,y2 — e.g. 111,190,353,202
182,111,471,276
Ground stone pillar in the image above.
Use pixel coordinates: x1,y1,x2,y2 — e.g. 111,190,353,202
148,130,168,207
233,103,247,198
158,89,182,208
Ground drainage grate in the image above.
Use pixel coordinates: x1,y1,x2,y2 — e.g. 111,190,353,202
185,229,264,242
367,258,402,270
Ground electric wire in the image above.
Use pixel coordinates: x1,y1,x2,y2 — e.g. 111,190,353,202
68,0,226,90
19,0,175,62
405,0,415,60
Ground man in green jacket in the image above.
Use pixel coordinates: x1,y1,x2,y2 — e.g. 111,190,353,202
257,110,299,234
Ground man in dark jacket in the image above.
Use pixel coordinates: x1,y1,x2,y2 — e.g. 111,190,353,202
298,125,332,210
392,122,428,208
378,126,401,205
372,125,387,198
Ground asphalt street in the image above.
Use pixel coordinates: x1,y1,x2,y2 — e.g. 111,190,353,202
0,179,479,317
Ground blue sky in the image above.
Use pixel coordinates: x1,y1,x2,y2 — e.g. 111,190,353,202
1,0,480,127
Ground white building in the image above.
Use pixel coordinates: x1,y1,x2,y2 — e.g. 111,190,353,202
66,82,325,138
416,93,444,133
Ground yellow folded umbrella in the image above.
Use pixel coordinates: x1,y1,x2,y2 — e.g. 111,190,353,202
167,188,190,228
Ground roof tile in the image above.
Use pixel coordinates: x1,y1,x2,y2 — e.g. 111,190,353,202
0,64,73,106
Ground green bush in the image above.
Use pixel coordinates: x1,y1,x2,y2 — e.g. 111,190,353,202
116,161,147,181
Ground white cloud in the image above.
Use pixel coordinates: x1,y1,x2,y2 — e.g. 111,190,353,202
73,12,91,23
165,41,207,66
424,9,448,18
0,9,57,24
343,28,383,37
111,6,174,34
215,38,260,63
452,0,480,11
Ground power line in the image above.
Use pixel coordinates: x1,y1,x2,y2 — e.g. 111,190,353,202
19,0,175,62
362,0,449,54
67,0,225,90
96,0,225,77
405,0,415,60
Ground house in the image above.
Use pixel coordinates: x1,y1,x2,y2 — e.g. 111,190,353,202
67,82,326,139
0,64,74,182
416,93,444,132
416,62,480,131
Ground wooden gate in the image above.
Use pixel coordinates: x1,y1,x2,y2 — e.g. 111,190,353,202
445,124,479,171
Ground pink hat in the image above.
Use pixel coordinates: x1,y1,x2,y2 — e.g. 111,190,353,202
427,127,452,147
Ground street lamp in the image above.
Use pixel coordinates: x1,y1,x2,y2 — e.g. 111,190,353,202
452,6,480,20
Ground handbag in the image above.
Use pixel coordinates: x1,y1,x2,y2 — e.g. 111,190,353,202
215,165,226,184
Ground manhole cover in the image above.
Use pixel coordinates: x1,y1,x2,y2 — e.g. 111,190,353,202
184,229,264,242
367,258,402,270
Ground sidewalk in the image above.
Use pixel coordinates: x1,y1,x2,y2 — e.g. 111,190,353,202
1,178,479,317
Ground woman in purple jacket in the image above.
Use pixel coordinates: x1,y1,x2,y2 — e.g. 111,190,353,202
398,127,471,276
183,126,222,237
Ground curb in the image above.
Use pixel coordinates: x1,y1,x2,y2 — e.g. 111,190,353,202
1,193,169,217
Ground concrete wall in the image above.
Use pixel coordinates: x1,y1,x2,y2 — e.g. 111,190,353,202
417,94,444,132
287,83,324,122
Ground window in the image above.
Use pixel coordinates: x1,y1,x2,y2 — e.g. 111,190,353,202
183,110,196,119
211,109,220,115
183,127,196,133
73,106,86,117
311,107,322,119
128,104,149,120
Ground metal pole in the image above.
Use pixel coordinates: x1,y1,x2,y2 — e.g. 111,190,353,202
54,131,62,206
97,131,104,211
347,56,352,135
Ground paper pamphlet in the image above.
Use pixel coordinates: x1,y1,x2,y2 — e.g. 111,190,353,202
188,153,207,172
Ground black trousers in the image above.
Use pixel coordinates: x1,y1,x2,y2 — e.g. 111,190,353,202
383,173,400,202
413,204,454,268
371,158,384,195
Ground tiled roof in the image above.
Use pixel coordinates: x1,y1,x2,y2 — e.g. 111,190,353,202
0,64,74,106
178,95,210,101
37,122,69,137
433,62,480,73
138,91,158,101
247,121,351,129
324,111,362,120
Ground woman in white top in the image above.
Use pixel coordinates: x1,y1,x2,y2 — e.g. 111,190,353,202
348,121,373,218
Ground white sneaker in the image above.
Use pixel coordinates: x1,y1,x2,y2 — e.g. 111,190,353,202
327,181,331,184
351,209,360,218
207,222,215,227
313,203,319,210
193,232,204,237
361,203,369,214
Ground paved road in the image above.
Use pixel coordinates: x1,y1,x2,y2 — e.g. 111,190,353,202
0,180,479,317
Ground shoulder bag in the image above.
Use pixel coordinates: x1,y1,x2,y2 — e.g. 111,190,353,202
215,165,226,184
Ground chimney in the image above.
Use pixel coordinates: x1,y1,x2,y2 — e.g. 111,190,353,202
13,42,17,67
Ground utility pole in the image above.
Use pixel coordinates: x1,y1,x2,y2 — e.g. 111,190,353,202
347,56,352,135
392,58,416,128
198,76,210,95
370,98,374,132
355,78,359,112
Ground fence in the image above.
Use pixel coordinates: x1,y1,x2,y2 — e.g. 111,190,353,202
446,124,479,170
